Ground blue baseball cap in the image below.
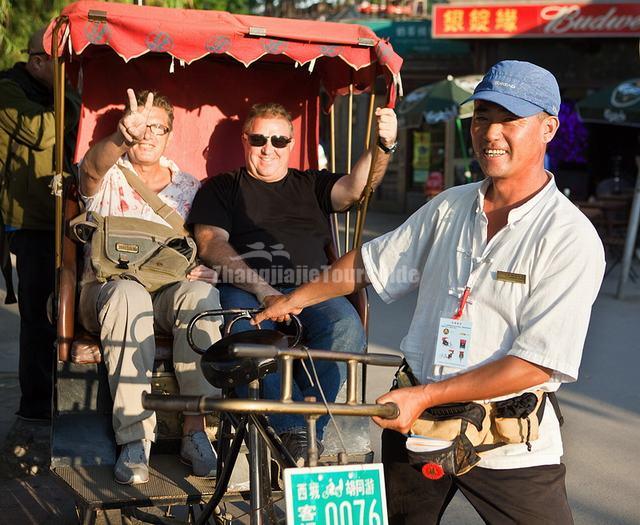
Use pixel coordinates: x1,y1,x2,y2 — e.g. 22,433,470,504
463,60,561,117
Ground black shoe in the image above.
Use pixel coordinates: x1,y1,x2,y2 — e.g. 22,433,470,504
279,430,324,467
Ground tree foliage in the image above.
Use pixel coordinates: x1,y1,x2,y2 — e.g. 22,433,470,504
143,0,248,11
1,0,68,69
0,0,250,71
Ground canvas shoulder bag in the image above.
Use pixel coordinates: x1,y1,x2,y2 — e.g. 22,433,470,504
70,165,197,292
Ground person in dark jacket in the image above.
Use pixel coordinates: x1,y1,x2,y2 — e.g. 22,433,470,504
0,27,80,421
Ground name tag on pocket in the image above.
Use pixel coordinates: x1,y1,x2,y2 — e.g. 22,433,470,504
496,271,526,284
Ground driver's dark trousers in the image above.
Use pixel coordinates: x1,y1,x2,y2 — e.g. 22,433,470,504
382,429,574,525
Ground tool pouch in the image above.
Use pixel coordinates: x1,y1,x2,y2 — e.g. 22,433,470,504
406,421,482,479
492,391,545,449
391,362,550,478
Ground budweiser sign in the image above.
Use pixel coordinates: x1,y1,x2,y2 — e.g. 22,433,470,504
432,3,640,38
542,5,640,34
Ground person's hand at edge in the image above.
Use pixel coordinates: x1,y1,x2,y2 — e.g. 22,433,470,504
252,293,302,325
187,264,218,284
372,384,432,434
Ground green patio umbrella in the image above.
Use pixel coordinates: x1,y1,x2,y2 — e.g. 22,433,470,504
397,75,482,128
577,79,640,127
398,75,482,186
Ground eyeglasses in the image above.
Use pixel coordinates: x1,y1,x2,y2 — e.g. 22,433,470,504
245,133,292,149
146,123,171,136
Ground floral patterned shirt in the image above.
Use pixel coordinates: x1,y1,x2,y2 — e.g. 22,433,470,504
79,154,201,285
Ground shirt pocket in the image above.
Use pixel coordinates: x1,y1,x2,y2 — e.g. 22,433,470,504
488,266,530,309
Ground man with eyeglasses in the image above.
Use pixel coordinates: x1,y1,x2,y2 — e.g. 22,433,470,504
188,102,397,464
78,88,222,485
0,27,80,423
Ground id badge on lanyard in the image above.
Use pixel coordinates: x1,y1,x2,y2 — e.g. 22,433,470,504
434,287,472,369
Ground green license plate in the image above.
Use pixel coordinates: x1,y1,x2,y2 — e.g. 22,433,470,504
284,463,388,524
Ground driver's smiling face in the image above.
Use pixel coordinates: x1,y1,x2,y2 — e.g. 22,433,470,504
470,100,553,181
243,117,294,183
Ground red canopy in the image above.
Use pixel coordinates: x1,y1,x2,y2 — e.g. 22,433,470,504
46,1,403,179
48,1,401,74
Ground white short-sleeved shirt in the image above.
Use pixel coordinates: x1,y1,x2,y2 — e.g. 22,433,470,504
361,175,605,469
79,155,200,285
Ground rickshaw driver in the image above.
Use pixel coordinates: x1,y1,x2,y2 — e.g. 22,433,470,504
79,89,222,485
254,61,605,523
188,103,398,464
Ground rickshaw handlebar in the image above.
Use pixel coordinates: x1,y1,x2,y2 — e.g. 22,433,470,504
142,393,400,420
230,343,403,367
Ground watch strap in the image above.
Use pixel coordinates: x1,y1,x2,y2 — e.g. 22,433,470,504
377,137,398,154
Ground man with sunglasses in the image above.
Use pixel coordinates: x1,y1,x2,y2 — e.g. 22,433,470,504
78,88,222,485
0,27,80,423
189,102,397,463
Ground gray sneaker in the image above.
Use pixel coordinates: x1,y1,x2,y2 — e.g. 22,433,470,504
180,431,217,478
114,439,150,485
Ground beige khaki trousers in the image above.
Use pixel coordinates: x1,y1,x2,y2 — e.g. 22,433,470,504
79,279,222,445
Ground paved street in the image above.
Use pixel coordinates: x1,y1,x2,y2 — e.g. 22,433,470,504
0,210,639,523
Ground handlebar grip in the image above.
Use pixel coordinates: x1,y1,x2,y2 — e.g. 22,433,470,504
384,402,400,419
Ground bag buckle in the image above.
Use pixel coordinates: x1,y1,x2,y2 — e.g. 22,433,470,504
116,255,130,269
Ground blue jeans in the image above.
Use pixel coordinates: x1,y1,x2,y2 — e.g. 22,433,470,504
218,284,366,439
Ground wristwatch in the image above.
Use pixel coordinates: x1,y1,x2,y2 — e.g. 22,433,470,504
377,137,398,154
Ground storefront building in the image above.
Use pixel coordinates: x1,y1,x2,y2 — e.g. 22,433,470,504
368,1,640,212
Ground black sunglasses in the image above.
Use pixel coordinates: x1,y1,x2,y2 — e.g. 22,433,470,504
246,133,292,149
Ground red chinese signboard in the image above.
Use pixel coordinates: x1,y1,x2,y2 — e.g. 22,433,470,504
432,3,640,38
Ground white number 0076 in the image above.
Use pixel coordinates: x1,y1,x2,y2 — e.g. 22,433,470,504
323,498,381,525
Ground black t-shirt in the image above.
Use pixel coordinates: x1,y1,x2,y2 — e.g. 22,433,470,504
187,167,343,286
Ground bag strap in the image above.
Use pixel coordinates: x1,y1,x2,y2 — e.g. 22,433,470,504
119,164,188,236
546,392,564,426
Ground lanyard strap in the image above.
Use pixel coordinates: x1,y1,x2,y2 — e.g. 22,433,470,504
452,286,471,320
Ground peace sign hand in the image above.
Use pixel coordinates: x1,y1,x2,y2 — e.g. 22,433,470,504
118,88,154,146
